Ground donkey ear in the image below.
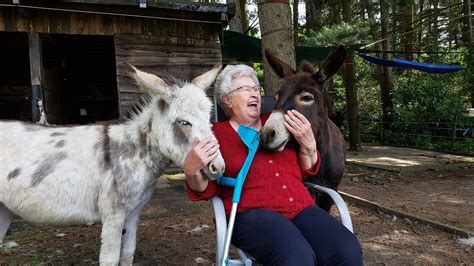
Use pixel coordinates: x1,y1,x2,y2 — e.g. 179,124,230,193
300,60,316,74
125,62,174,98
313,45,347,83
192,65,222,90
264,49,295,77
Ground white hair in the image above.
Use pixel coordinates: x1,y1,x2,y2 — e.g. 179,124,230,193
214,64,260,117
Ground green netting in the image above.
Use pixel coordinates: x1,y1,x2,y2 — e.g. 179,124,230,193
220,30,361,64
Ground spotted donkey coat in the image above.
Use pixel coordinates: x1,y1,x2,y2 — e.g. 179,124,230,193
0,63,225,265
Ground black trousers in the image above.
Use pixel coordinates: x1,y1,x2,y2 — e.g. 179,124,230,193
231,205,363,266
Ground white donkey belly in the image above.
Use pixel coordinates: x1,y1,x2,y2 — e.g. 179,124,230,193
1,180,101,224
0,122,104,224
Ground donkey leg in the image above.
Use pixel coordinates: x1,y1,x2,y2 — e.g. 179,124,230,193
119,209,141,266
99,211,126,266
0,203,13,243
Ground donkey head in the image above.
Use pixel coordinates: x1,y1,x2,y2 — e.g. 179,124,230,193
125,63,225,180
260,45,346,152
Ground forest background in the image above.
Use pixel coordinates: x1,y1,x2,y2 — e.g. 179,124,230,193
208,0,473,155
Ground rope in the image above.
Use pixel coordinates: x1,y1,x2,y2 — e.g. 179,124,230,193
261,27,293,38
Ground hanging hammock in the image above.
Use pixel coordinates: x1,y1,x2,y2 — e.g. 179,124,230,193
358,54,462,74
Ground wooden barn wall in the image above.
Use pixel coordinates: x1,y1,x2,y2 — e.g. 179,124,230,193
0,6,142,35
0,6,223,120
114,22,222,119
41,35,68,124
0,6,222,37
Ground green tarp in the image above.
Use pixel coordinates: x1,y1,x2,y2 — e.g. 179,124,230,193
220,30,360,64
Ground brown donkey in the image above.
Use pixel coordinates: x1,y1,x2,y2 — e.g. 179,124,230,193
260,46,347,212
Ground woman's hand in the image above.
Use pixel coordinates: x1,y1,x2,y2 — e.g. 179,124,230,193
283,110,317,154
183,136,220,192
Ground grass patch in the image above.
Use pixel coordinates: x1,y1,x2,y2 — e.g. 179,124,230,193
162,172,185,181
162,173,186,190
27,255,44,264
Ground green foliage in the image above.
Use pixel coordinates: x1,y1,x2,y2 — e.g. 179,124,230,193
459,44,474,105
252,62,264,93
301,22,371,46
354,56,382,122
352,46,472,154
392,71,467,123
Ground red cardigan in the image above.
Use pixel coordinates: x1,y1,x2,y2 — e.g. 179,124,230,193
186,113,321,219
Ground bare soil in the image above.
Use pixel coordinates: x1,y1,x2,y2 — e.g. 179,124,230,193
1,161,473,265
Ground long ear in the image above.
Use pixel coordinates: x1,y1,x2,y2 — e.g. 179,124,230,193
264,49,295,77
300,60,316,74
124,62,173,98
313,45,347,83
192,65,222,90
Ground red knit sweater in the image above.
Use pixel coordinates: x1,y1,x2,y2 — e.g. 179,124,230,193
186,113,321,219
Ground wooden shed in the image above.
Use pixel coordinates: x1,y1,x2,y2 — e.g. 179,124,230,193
0,0,234,124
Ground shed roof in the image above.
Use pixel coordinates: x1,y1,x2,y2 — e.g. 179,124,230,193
59,0,234,14
1,0,235,24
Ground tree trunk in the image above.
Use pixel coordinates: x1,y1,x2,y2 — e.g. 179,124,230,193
416,0,424,60
305,0,318,31
401,0,414,60
462,0,473,107
293,0,299,43
329,0,342,24
462,0,472,44
365,0,387,134
258,0,296,96
390,2,398,51
431,0,439,62
342,0,361,151
227,0,248,34
380,0,394,130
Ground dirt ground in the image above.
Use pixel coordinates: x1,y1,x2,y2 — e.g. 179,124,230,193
1,146,473,265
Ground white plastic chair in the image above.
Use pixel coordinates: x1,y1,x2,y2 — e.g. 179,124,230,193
211,183,353,266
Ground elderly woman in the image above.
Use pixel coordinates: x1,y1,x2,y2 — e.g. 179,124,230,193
184,65,362,266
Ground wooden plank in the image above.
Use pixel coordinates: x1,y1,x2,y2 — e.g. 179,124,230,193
114,33,220,47
28,33,42,86
115,57,218,67
115,47,221,57
0,6,222,37
0,7,5,31
2,7,13,31
119,93,145,102
117,85,141,94
28,32,44,122
339,191,473,238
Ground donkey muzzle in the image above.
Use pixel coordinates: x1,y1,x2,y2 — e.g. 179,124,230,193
259,112,290,152
202,153,225,180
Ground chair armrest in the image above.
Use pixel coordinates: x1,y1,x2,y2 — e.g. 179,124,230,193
304,182,353,233
212,196,227,264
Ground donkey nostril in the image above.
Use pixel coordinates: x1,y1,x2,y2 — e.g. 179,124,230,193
270,130,276,141
209,163,218,174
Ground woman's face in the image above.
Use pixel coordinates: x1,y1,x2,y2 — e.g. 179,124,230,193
225,76,261,123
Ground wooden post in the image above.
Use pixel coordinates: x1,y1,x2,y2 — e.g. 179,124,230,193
28,32,44,123
451,116,457,150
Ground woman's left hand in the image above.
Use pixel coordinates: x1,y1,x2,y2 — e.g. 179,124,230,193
283,110,317,154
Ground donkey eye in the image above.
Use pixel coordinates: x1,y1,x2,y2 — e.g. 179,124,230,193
177,120,192,127
301,95,314,102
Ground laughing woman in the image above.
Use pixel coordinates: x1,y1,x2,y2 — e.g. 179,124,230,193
183,64,362,266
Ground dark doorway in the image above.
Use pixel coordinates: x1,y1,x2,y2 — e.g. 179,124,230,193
0,32,31,121
42,34,118,125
